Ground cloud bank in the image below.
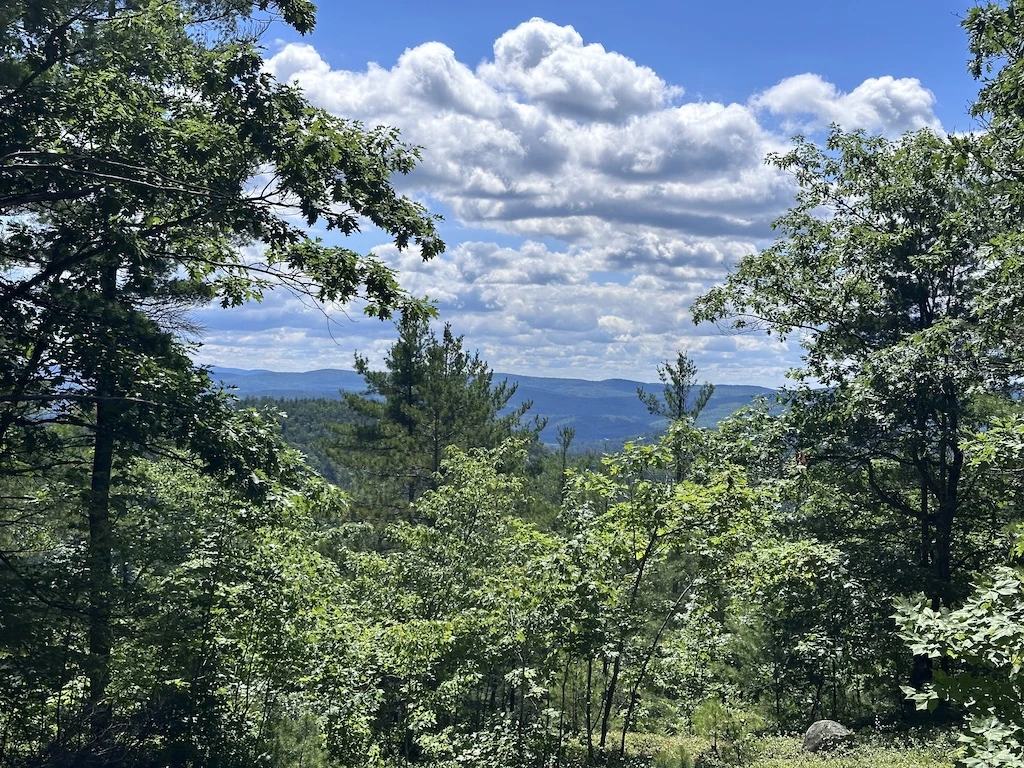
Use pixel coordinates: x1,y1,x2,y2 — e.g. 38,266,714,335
195,19,941,385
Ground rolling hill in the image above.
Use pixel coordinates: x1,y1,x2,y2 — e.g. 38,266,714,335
210,366,775,447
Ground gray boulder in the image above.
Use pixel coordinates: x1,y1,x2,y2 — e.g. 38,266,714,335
802,719,854,752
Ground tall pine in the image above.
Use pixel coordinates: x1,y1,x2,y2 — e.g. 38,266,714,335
329,315,542,525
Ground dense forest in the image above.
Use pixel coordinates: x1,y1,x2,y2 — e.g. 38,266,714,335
1,2,1023,767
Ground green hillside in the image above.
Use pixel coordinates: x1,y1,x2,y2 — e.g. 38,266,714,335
213,366,775,445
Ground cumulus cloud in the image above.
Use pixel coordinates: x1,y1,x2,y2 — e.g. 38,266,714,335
479,18,681,120
221,21,947,384
192,236,800,383
751,73,940,135
262,20,792,255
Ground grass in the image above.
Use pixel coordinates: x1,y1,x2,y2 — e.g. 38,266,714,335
628,730,963,768
744,733,961,768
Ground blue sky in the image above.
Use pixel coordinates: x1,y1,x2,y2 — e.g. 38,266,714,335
193,0,981,385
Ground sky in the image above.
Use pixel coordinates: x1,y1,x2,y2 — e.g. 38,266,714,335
192,1,982,386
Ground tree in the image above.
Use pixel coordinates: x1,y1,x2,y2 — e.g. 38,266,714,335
963,0,1024,395
0,0,442,759
556,424,575,501
638,352,714,426
358,441,561,765
560,425,756,760
638,352,714,482
692,128,1015,612
328,315,541,524
896,563,1024,768
895,411,1024,766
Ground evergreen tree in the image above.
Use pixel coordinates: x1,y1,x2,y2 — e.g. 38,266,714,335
328,315,542,524
0,1,440,761
637,352,714,482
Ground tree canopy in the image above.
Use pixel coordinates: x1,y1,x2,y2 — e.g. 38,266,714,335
692,128,1015,604
1,1,442,762
5,1,1024,767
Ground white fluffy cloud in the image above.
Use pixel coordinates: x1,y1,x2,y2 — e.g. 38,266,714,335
211,20,946,384
479,18,681,120
192,239,797,383
262,20,793,256
751,73,940,135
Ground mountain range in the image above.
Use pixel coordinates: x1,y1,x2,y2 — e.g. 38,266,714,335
210,366,775,446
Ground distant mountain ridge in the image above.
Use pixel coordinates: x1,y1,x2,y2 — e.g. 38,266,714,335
209,366,775,446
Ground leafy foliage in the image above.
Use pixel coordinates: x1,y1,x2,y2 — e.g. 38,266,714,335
7,1,1024,766
1,0,441,763
896,567,1024,767
692,127,1015,605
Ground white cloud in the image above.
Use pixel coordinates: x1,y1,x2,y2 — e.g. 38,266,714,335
479,18,682,121
752,73,940,135
262,23,791,255
192,236,800,384
217,22,948,384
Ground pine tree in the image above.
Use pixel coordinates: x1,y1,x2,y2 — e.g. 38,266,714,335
637,352,714,482
328,315,542,525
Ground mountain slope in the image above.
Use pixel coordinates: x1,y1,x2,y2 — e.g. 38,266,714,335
210,366,775,445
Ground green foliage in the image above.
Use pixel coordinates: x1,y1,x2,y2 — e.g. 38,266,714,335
744,732,960,768
8,2,1024,765
328,315,542,524
693,127,1014,602
560,423,761,759
962,2,1024,377
689,54,1024,736
637,352,715,483
896,567,1024,767
267,714,332,768
734,537,898,726
637,352,715,426
241,397,357,484
653,742,695,768
690,698,764,765
339,441,565,765
0,0,441,763
0,449,370,766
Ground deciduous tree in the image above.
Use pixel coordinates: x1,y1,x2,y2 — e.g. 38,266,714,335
0,1,441,760
692,129,1015,611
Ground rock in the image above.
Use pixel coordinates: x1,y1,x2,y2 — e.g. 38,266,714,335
802,719,854,753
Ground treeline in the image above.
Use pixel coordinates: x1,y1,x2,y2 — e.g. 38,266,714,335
242,398,356,484
2,1,1024,767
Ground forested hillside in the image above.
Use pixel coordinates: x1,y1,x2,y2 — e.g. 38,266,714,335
218,367,774,451
2,2,1023,768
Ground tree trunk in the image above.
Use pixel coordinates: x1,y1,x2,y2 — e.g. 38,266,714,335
619,585,691,756
598,651,620,754
601,539,655,755
919,478,930,568
87,405,115,741
585,656,594,764
87,260,120,754
934,494,957,594
556,657,569,767
934,387,962,598
87,262,118,751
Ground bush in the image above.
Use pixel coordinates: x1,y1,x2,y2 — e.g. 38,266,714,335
896,566,1024,768
653,742,695,768
691,699,764,765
